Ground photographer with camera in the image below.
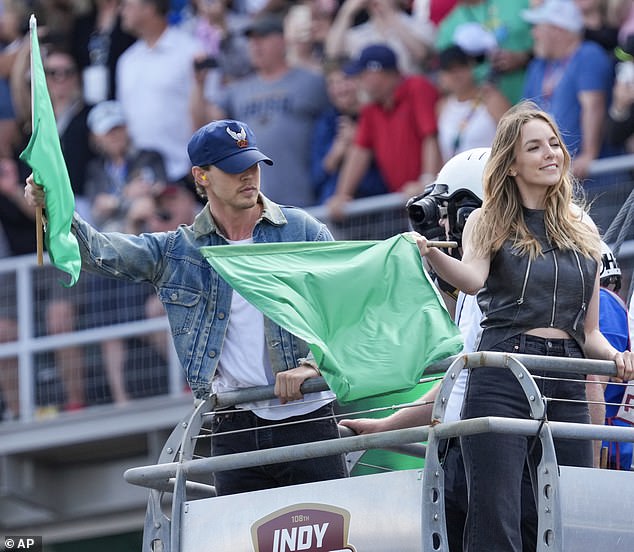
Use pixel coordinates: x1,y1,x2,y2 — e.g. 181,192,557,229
340,147,490,552
406,147,487,315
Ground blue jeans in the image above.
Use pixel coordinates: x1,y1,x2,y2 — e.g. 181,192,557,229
461,334,592,552
210,404,348,495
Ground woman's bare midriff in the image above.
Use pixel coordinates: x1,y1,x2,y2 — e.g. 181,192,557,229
525,327,572,339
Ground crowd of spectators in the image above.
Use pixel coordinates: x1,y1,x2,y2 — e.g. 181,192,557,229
1,0,634,420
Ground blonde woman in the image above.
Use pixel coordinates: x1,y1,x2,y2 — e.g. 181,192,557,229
416,101,634,552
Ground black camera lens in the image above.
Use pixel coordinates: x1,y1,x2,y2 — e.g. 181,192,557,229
406,194,445,239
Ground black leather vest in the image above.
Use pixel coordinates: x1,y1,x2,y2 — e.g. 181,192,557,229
477,208,597,351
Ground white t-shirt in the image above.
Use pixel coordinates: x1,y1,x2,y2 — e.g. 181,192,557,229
443,292,482,422
212,238,334,420
116,27,201,180
438,96,499,163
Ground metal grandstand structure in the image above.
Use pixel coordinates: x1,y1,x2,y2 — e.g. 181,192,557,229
124,352,634,552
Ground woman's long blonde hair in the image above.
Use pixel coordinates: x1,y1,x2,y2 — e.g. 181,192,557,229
472,101,601,260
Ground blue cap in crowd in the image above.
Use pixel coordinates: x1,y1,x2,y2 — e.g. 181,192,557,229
187,119,273,173
344,44,398,76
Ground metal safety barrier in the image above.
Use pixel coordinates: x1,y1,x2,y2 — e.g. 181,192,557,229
124,352,634,552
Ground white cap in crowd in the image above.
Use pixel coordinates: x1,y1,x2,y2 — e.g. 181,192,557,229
521,0,584,34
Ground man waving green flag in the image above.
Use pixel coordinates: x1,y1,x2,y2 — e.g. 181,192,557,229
19,15,81,286
201,233,463,403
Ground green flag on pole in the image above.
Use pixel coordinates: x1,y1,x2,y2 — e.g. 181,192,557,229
200,233,463,403
19,15,81,286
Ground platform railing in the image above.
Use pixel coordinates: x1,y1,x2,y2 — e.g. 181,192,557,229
0,253,184,422
124,352,634,552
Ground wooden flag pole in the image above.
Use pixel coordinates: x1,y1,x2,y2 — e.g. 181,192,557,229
36,208,43,265
427,240,458,249
29,15,44,265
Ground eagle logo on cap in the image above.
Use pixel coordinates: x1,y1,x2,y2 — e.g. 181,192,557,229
226,126,249,148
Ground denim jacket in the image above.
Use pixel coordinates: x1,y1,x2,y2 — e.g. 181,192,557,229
72,195,333,399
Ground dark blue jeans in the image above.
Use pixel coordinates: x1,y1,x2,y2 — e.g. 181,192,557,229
461,334,592,552
210,403,348,496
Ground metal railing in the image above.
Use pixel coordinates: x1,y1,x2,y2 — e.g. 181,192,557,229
123,352,634,552
0,254,185,422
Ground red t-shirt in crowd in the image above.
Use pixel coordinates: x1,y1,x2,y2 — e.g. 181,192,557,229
355,76,439,193
430,0,459,25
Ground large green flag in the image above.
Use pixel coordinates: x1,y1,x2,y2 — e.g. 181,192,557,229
19,16,81,286
200,233,463,403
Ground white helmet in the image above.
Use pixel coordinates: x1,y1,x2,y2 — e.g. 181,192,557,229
599,241,621,291
427,147,490,202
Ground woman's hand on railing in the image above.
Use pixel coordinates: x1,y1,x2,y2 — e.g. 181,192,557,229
613,350,634,382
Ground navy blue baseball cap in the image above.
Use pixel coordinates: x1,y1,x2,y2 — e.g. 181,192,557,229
187,119,273,173
344,44,398,76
